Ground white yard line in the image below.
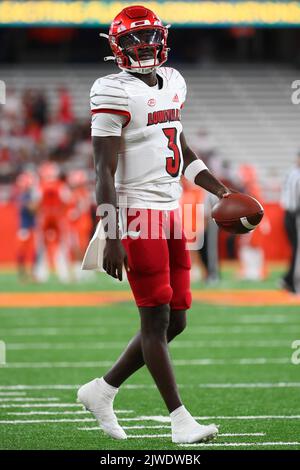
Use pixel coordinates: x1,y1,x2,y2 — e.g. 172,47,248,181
1,326,298,335
125,382,300,389
0,397,59,402
122,415,300,423
78,426,265,436
0,404,82,408
0,412,300,425
1,382,300,390
128,434,171,438
3,317,298,327
7,410,133,415
219,433,266,436
3,414,292,422
126,433,267,439
1,362,125,370
78,425,171,431
0,385,80,390
0,328,109,336
0,358,291,368
0,418,96,424
6,340,291,350
8,342,127,350
174,358,291,365
0,392,27,396
192,382,300,389
179,442,300,447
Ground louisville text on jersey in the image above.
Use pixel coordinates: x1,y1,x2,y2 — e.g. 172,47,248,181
147,108,181,126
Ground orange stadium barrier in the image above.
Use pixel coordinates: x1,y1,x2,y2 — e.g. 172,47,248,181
218,202,290,261
0,200,291,264
0,201,18,264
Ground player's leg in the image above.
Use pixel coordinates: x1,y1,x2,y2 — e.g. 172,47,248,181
282,211,297,291
77,216,175,439
121,226,183,412
102,309,186,388
77,308,186,440
138,304,182,413
167,208,219,443
16,230,27,281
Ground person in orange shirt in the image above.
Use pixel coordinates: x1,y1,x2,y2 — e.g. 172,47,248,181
238,164,270,280
67,169,93,280
35,161,72,282
180,177,206,282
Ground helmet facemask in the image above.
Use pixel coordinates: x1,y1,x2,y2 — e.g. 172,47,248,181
117,28,165,74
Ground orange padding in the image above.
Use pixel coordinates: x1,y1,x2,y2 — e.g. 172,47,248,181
218,202,291,261
0,201,291,264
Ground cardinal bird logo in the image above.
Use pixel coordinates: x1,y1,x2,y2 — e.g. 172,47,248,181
147,98,156,107
172,94,179,103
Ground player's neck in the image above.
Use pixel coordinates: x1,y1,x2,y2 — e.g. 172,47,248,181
129,70,158,87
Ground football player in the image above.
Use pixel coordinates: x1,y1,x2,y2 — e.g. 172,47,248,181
35,162,72,282
15,171,39,281
67,170,93,280
78,5,229,444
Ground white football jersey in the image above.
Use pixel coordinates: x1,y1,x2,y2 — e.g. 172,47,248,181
90,67,187,210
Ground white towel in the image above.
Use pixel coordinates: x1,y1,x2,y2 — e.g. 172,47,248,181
81,219,106,271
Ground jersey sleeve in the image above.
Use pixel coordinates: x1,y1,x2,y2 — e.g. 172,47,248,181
90,77,131,128
91,112,126,137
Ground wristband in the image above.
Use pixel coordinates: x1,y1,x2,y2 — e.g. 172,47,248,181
184,159,208,183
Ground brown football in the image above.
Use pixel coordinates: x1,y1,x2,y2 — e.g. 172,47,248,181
211,193,264,234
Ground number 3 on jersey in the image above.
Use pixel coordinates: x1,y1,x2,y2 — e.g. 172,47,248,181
163,128,181,177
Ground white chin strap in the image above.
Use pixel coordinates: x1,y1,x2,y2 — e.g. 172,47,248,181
125,57,158,74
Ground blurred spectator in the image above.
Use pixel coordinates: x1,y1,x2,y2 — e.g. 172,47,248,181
14,171,39,281
238,164,261,199
198,191,220,283
237,164,270,280
31,90,48,126
4,88,20,118
57,87,74,124
222,160,242,192
0,86,93,186
34,161,72,283
180,177,205,282
42,116,68,152
280,153,300,293
67,170,93,280
219,160,241,262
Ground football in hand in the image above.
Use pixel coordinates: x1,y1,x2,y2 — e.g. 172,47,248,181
211,193,264,234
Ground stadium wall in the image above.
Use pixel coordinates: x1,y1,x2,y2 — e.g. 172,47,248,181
0,202,290,264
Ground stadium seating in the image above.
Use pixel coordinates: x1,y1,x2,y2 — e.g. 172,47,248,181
0,64,298,185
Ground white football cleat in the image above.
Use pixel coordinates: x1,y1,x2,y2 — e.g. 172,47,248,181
77,378,127,440
172,422,219,444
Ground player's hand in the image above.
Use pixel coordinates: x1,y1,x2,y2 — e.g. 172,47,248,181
218,188,238,199
217,187,231,199
103,239,129,281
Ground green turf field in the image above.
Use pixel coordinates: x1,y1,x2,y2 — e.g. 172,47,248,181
0,268,300,450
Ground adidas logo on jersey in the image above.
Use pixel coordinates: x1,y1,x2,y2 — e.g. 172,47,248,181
147,108,181,126
172,94,179,103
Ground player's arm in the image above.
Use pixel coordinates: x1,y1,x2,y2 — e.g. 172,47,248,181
93,135,128,281
180,132,229,199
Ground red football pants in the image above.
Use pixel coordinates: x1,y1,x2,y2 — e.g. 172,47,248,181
120,208,192,310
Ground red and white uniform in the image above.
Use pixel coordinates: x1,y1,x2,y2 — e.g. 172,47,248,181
91,67,186,210
84,67,191,309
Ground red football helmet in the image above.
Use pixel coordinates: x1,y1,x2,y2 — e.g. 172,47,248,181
104,5,169,74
